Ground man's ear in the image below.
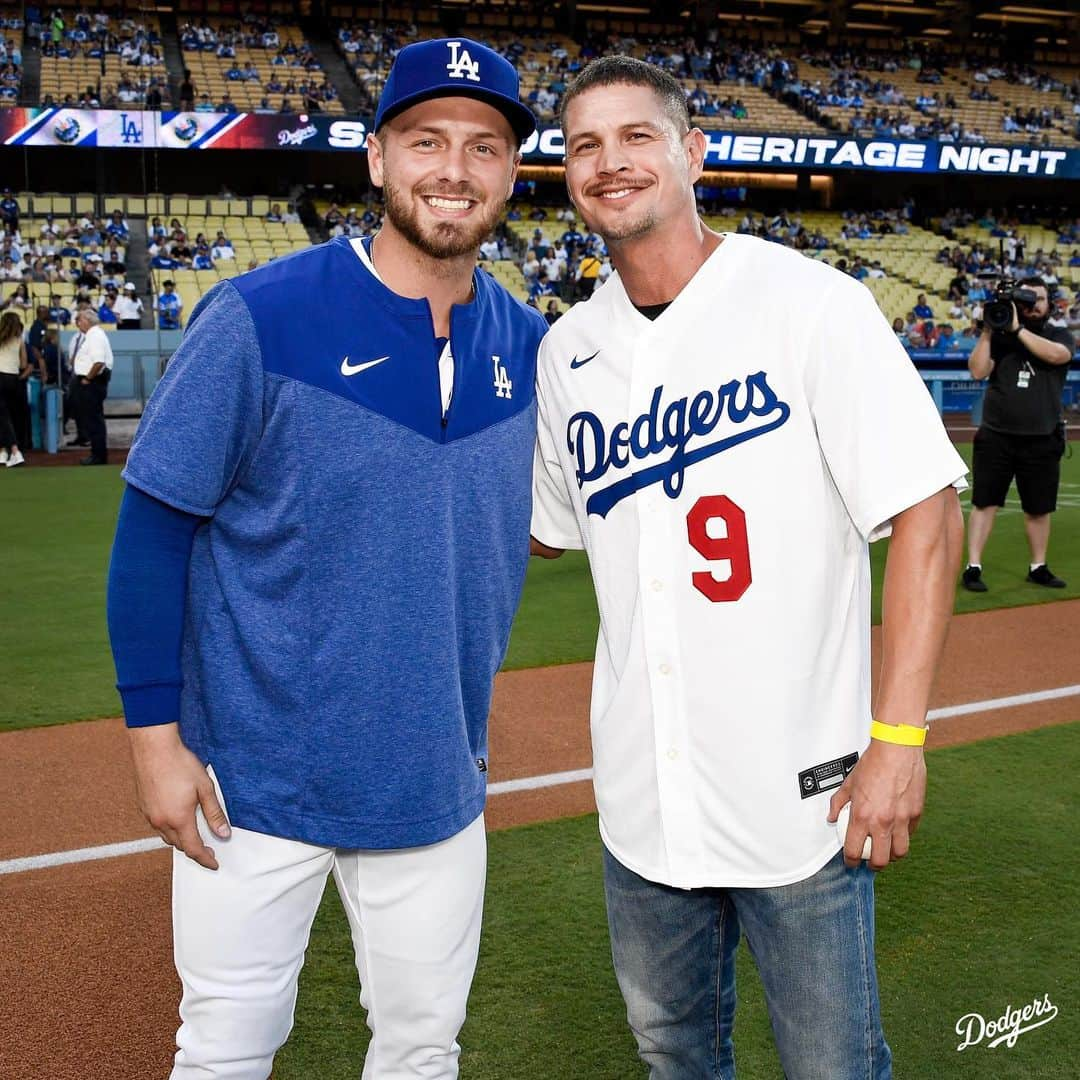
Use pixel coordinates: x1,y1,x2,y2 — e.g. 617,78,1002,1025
366,131,385,189
686,127,707,184
507,150,522,201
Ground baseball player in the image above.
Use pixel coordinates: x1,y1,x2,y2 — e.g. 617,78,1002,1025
530,57,967,1078
107,39,545,1079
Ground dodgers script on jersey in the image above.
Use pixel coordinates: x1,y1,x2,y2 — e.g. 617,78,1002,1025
532,233,967,889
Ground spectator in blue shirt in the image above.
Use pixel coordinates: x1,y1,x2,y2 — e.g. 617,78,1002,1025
48,294,71,325
0,188,18,228
106,210,129,240
98,290,119,324
157,279,182,329
914,294,934,319
935,324,956,350
528,271,557,300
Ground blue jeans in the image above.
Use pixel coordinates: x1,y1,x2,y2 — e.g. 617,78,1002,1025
603,847,892,1079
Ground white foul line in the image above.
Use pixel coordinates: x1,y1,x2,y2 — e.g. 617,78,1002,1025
0,836,167,875
2,685,1078,877
487,767,593,796
927,683,1080,720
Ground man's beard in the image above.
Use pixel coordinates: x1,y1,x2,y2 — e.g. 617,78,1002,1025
583,205,659,246
382,174,501,259
1019,307,1048,331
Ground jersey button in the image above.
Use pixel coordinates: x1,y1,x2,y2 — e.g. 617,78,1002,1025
658,662,671,675
650,579,663,592
666,747,679,760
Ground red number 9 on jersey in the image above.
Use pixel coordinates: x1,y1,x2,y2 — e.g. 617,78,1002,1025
686,495,751,602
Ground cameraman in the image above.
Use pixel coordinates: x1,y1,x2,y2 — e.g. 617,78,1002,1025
962,277,1074,591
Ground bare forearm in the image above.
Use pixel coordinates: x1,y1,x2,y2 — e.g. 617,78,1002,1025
875,488,963,727
968,332,993,378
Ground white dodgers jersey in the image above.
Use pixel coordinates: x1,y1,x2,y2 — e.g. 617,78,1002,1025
532,233,967,889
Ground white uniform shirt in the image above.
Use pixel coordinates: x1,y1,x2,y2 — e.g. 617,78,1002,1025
70,324,114,376
532,234,967,889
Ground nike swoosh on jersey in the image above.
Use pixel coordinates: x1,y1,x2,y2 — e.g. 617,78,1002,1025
341,355,390,376
569,350,600,370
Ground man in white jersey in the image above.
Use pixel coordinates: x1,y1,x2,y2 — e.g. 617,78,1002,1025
530,57,966,1078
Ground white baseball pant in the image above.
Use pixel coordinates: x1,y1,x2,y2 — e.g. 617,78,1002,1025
169,770,486,1080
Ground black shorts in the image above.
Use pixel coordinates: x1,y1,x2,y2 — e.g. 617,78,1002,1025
971,426,1065,515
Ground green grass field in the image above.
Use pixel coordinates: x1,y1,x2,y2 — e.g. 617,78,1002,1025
2,444,1078,730
274,723,1079,1079
4,451,1078,1075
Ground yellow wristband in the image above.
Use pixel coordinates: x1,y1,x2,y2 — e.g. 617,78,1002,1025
870,720,928,747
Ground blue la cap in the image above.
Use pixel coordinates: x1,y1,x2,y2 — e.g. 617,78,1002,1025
374,37,536,144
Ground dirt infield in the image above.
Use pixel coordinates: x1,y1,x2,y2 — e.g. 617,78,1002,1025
2,600,1078,1079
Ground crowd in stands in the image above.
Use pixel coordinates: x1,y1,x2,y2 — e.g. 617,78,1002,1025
334,26,1080,145
180,15,338,114
180,16,321,75
30,7,168,108
40,74,167,110
10,8,1080,148
737,207,852,250
0,199,138,323
336,24,759,125
179,16,283,54
145,216,254,284
0,14,22,104
0,195,302,331
304,172,1080,345
766,44,1080,143
38,8,164,67
513,202,614,304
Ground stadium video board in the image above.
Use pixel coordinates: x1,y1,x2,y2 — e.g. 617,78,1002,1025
2,108,1077,180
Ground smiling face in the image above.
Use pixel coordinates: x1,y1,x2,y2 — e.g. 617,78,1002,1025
367,96,519,260
562,82,704,247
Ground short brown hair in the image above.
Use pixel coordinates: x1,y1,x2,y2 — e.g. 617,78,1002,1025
559,55,690,137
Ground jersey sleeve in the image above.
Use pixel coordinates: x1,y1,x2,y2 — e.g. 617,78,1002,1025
804,276,968,542
122,281,263,517
531,358,584,551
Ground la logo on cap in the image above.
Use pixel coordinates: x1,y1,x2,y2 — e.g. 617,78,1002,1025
446,40,481,82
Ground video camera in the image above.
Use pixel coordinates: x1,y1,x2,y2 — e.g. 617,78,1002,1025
983,279,1040,333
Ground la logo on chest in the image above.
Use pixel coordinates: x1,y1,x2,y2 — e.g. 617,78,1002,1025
446,41,481,82
492,355,512,399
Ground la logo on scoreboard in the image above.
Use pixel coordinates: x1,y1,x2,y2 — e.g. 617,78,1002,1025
446,40,481,82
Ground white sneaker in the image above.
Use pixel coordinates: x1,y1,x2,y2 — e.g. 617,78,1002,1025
6,448,24,467
0,449,7,465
